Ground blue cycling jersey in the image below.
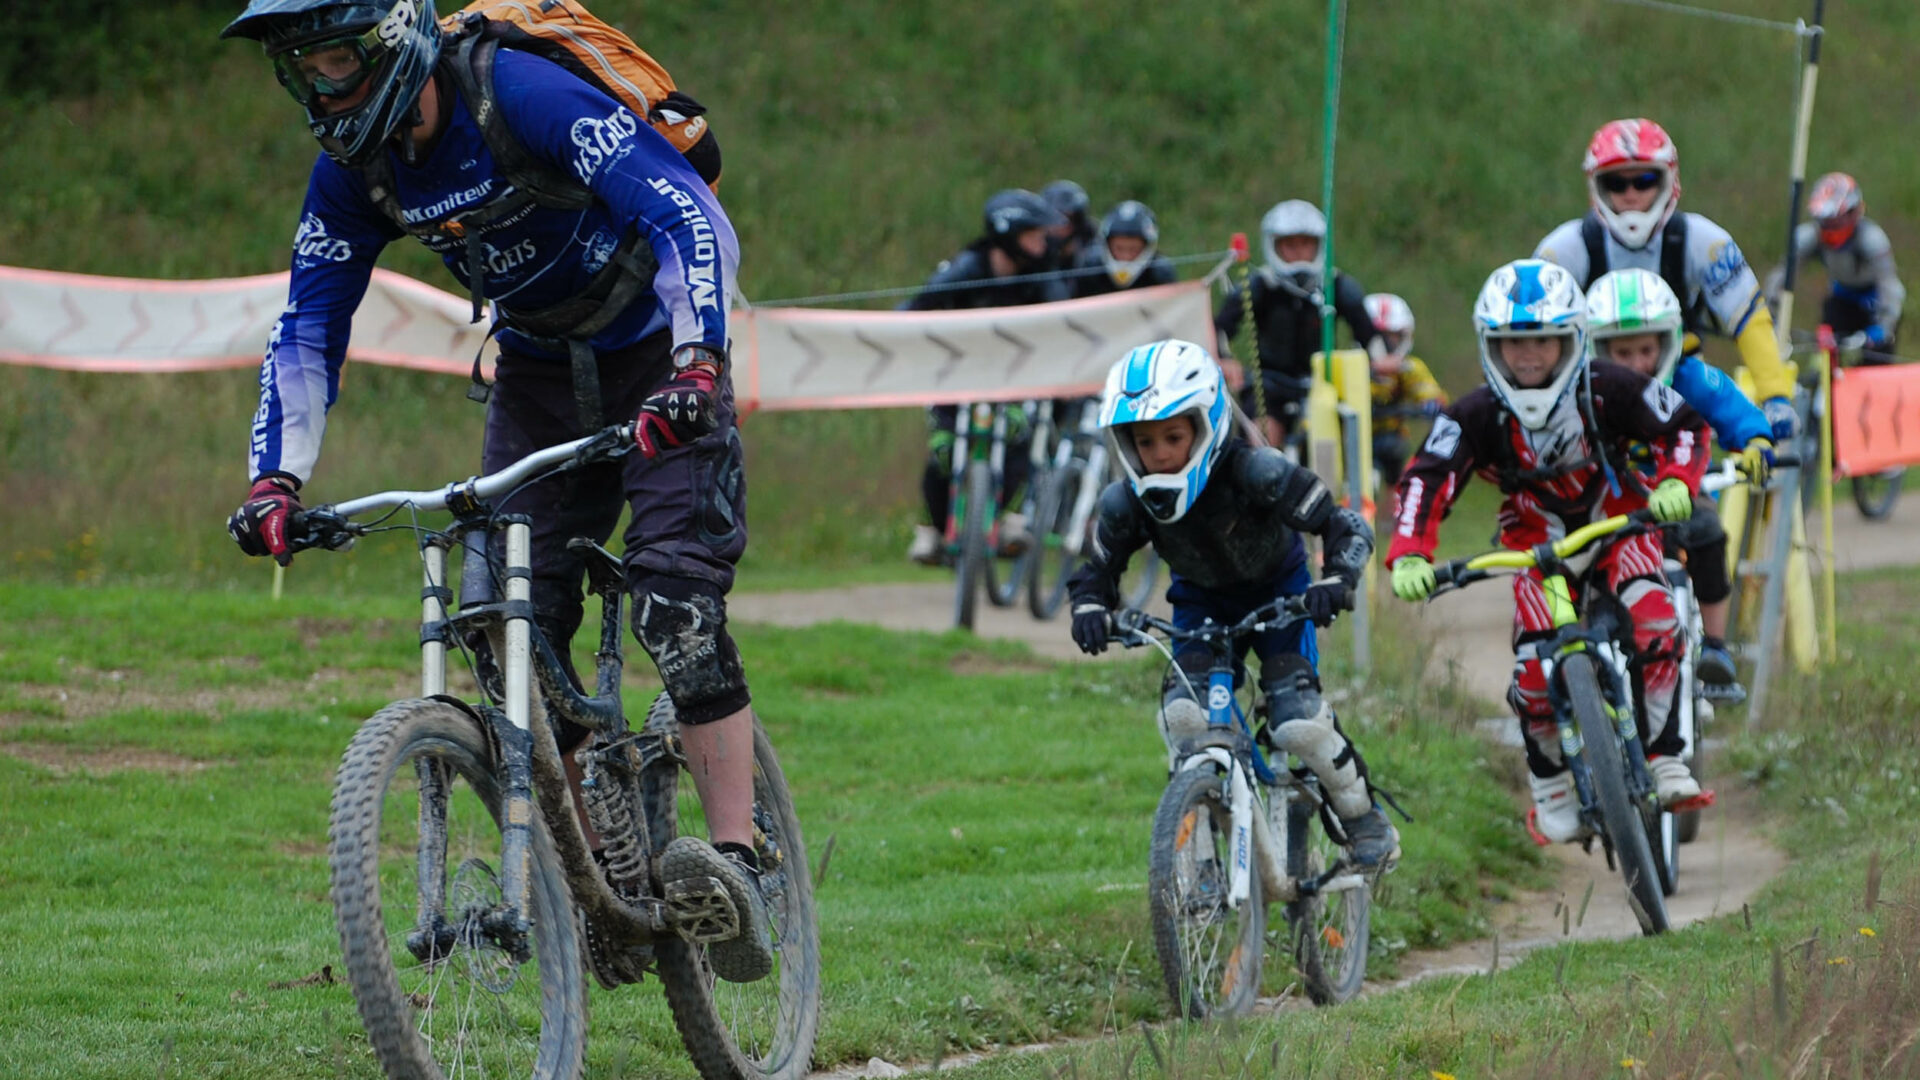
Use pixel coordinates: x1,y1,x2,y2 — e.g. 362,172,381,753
251,48,739,483
1669,354,1771,452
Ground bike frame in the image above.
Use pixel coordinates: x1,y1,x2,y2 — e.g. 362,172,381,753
1127,607,1365,909
944,401,1014,552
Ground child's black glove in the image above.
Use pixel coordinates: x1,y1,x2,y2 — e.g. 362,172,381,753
1070,603,1111,655
1301,581,1352,625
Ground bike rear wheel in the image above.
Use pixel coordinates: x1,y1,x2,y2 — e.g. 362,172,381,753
954,462,990,630
1148,763,1264,1019
985,470,1036,609
1026,461,1084,620
1124,548,1163,610
1564,657,1670,934
1852,467,1904,521
1677,720,1706,844
329,698,587,1080
1284,787,1371,1005
644,695,821,1080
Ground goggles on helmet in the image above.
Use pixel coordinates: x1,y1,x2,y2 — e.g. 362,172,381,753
271,26,387,107
1597,170,1663,194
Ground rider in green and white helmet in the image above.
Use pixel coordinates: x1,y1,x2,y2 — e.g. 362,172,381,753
1586,268,1774,691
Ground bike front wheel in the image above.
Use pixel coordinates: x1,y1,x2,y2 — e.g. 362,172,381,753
1026,461,1084,620
1852,467,1904,521
1148,763,1264,1019
329,698,587,1080
953,461,991,631
644,695,821,1080
1563,657,1670,935
1284,785,1371,1005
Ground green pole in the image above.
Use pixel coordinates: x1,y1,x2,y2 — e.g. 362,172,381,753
1318,0,1347,382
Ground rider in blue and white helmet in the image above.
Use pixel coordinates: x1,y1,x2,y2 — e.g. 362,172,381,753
1473,258,1590,430
1069,339,1400,871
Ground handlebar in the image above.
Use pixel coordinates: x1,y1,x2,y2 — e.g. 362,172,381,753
289,422,636,551
1112,590,1334,650
1427,452,1797,596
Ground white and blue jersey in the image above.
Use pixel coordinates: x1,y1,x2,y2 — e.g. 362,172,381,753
250,48,739,483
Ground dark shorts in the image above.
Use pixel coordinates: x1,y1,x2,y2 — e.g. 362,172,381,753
482,330,749,635
1166,559,1318,686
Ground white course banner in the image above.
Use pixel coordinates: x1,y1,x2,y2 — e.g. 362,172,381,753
0,264,1216,409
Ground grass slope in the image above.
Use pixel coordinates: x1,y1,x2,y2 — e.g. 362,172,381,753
5,0,1918,582
0,581,1535,1077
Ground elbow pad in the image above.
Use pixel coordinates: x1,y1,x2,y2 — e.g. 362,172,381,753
1322,507,1375,587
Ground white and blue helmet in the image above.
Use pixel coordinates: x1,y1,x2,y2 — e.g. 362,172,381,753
1473,259,1589,430
1097,339,1233,522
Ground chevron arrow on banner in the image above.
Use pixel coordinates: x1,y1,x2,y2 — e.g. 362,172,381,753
927,331,965,384
994,324,1034,378
786,326,826,387
115,295,153,353
1063,315,1106,371
855,329,895,387
44,290,89,352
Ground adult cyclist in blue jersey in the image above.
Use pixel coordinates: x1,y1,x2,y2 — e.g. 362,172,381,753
219,0,772,983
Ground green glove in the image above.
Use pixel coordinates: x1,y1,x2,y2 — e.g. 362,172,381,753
1739,438,1772,489
1648,477,1693,524
1391,556,1436,602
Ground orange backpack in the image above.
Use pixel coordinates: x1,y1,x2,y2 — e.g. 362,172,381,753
441,0,720,186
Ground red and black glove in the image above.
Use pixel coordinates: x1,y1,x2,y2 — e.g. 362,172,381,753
635,345,725,458
228,474,302,566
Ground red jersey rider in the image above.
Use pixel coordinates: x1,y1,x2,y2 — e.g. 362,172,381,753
1385,260,1711,844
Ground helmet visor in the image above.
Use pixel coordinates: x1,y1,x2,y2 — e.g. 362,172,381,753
1486,332,1578,391
271,31,384,107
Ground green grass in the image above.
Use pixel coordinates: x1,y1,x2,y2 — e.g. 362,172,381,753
6,0,1919,585
926,563,1920,1078
0,580,1535,1078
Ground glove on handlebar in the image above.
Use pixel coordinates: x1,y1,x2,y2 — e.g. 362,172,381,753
635,346,725,459
228,474,302,566
1070,603,1111,655
1300,581,1351,625
1762,397,1797,443
1739,438,1773,489
1648,477,1694,524
1390,556,1435,603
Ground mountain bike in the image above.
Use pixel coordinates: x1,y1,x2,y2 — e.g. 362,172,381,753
1026,396,1162,620
1114,596,1373,1016
1797,325,1905,520
1419,463,1765,934
945,401,1038,630
286,423,819,1080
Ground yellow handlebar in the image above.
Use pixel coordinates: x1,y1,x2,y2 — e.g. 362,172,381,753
1459,513,1638,574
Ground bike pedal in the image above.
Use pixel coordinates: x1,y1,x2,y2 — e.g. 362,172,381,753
1699,683,1748,704
663,876,741,944
1668,789,1718,813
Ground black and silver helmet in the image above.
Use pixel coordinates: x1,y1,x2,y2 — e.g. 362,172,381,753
1097,200,1160,287
981,188,1064,271
223,0,443,168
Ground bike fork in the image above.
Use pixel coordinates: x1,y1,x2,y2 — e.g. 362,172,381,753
493,519,538,943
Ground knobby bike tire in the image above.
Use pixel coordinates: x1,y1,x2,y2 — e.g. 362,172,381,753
1027,462,1085,620
1852,468,1904,521
1284,785,1371,1005
1147,764,1264,1020
985,467,1036,609
1563,657,1670,935
329,698,587,1080
1125,549,1163,611
954,461,990,631
643,695,821,1080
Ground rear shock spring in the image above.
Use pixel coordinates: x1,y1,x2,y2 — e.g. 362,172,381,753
581,752,649,898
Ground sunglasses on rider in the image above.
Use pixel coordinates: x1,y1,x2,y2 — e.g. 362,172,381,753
1597,171,1664,194
271,26,387,106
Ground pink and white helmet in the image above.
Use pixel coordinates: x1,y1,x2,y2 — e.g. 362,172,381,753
1808,172,1864,247
1363,292,1414,362
1583,118,1682,250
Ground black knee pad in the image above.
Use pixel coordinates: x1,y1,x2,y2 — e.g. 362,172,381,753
1259,654,1323,723
629,574,751,726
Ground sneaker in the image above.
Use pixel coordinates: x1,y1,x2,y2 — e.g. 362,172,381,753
1696,637,1737,687
907,524,943,566
1338,806,1401,872
1528,771,1585,844
659,836,773,983
1649,755,1701,807
997,512,1032,556
1157,696,1208,753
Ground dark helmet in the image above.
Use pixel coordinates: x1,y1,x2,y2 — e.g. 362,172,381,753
1041,180,1092,232
222,0,443,168
1098,200,1160,287
981,188,1064,270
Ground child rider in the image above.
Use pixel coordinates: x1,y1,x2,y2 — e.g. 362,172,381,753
1065,339,1399,870
1385,260,1711,845
1585,268,1773,690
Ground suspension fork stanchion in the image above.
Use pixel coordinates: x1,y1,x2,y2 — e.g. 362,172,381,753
948,409,972,543
405,536,458,960
493,516,538,940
